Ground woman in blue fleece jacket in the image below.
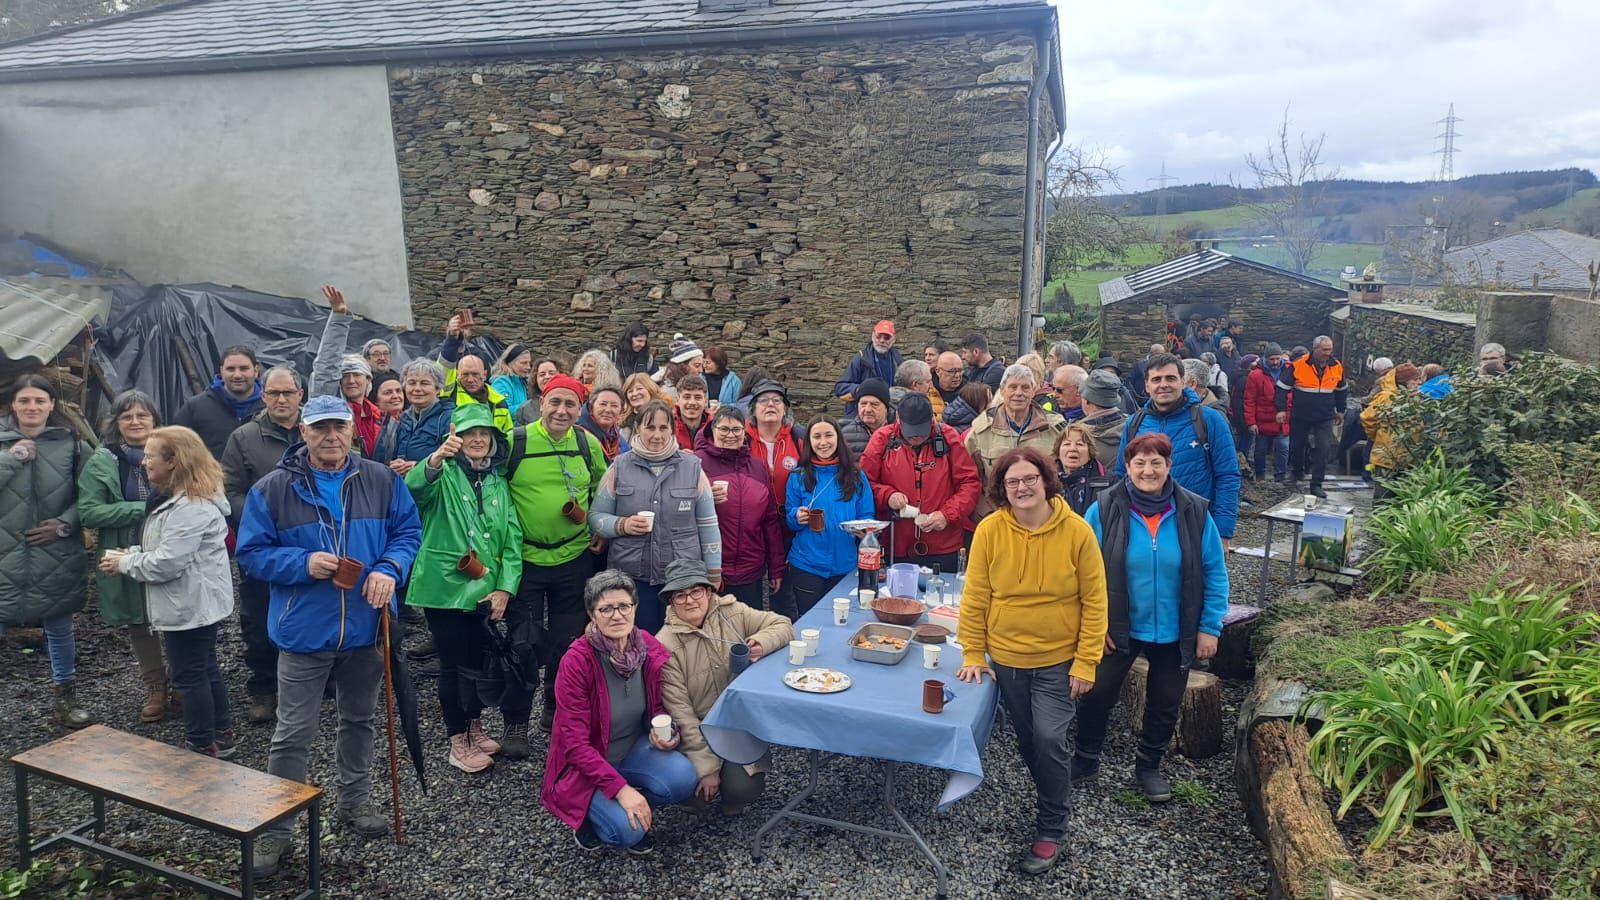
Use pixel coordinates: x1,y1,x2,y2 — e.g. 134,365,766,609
781,415,875,620
1076,431,1228,804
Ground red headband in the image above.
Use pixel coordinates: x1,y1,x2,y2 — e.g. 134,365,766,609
542,373,588,404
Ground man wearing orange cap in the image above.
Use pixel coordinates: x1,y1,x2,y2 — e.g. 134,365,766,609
833,318,904,417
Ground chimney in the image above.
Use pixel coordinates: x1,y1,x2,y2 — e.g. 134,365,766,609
1342,264,1387,305
699,0,773,10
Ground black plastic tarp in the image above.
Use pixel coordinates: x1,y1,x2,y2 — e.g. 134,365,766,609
93,283,503,420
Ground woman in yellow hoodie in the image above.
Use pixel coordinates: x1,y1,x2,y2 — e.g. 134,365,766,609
956,446,1107,876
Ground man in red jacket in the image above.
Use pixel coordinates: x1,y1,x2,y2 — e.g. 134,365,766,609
860,393,980,574
1243,346,1291,482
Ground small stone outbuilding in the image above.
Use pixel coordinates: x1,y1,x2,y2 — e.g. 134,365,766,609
1097,250,1341,362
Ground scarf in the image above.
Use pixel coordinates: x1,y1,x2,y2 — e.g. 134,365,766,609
210,375,262,419
1127,474,1175,518
631,436,678,463
118,445,152,502
586,627,649,681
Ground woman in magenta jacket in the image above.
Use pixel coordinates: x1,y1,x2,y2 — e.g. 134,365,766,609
541,569,697,853
695,406,785,609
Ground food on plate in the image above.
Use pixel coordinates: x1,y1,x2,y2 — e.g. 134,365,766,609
850,634,908,650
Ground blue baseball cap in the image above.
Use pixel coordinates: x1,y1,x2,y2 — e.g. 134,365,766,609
301,395,353,425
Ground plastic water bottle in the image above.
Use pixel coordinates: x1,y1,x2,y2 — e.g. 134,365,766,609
926,564,948,608
952,549,967,610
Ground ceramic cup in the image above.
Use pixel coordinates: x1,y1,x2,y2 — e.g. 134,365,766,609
332,557,365,591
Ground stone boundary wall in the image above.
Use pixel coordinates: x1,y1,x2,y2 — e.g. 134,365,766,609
1099,266,1337,364
1344,304,1476,389
388,31,1047,408
1477,290,1600,367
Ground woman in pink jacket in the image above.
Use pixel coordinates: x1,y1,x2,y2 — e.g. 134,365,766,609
695,406,785,609
541,569,697,854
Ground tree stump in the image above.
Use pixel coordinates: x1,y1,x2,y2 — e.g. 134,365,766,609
1235,719,1353,900
1120,657,1225,759
1213,604,1263,680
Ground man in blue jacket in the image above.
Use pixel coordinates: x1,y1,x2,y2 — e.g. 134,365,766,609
236,395,422,878
1115,353,1241,547
833,319,904,417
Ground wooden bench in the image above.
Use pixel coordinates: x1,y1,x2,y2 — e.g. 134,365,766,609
12,724,322,899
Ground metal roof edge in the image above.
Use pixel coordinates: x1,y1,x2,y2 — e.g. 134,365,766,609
0,4,1058,84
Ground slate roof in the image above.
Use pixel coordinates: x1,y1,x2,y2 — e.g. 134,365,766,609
0,0,1054,78
1443,228,1600,292
1098,249,1338,306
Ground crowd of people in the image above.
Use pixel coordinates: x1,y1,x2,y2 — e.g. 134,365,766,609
0,298,1501,878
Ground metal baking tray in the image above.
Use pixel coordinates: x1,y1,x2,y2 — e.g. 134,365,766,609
847,623,915,666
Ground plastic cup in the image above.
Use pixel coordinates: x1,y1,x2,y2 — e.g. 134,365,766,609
788,640,807,665
832,597,850,626
729,641,751,674
651,714,672,743
923,643,942,670
802,628,820,657
637,510,656,532
857,588,875,610
1303,494,1318,510
712,480,729,503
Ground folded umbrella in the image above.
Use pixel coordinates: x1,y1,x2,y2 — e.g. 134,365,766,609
381,613,428,844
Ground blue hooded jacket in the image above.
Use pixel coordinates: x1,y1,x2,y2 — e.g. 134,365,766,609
236,444,422,653
378,398,455,464
1114,388,1241,539
784,465,876,578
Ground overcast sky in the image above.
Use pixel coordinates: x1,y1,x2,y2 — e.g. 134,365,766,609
1050,0,1600,189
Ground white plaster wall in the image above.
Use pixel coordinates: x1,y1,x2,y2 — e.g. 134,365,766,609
0,66,413,326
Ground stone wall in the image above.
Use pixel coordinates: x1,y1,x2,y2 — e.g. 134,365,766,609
1477,290,1600,367
1099,264,1340,365
1346,304,1477,385
388,31,1046,409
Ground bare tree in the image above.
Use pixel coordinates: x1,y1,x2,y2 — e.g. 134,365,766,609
1,0,176,42
1043,144,1146,282
1235,110,1339,275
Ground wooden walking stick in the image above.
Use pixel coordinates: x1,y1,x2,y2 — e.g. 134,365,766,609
381,613,405,844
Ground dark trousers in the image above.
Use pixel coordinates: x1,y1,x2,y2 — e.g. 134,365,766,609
162,622,230,751
1253,433,1290,481
423,607,489,736
506,555,591,723
774,566,833,621
237,576,277,696
633,581,666,634
1074,639,1186,765
725,580,766,609
1288,417,1334,488
993,660,1077,842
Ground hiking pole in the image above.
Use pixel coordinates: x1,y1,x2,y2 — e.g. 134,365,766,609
381,613,405,844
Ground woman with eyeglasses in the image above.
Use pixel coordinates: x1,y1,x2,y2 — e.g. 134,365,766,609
695,405,785,609
656,558,792,815
955,446,1106,876
780,414,874,620
1074,432,1228,805
542,569,697,854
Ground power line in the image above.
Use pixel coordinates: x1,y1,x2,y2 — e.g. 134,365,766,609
1434,103,1462,183
1147,162,1177,217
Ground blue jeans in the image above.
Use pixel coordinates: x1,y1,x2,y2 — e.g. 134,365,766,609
585,736,697,848
0,615,75,684
163,622,231,750
1253,433,1290,481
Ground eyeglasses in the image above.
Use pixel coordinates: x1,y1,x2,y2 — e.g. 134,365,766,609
264,390,301,399
712,426,745,436
754,396,784,407
937,368,963,376
594,601,637,617
1003,473,1043,490
669,586,711,604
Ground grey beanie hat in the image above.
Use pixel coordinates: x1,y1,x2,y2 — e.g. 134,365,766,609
1081,370,1122,408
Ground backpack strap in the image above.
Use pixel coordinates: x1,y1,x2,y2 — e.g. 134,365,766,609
507,426,528,481
1126,404,1213,473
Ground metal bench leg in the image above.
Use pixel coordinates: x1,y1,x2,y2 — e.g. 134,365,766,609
1257,519,1275,604
15,767,30,866
752,749,820,862
307,798,322,897
92,793,106,837
241,837,255,899
882,762,949,900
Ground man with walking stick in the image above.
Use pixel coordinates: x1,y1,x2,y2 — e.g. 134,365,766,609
236,395,422,879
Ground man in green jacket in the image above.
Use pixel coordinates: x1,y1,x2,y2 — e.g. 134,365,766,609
404,404,522,773
502,374,608,750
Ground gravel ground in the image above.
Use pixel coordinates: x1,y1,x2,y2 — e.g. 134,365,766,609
0,482,1301,899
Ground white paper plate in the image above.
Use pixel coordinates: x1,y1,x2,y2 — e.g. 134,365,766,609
783,667,852,694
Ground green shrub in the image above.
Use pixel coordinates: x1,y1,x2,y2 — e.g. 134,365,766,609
1497,490,1600,547
1365,491,1489,594
1379,449,1489,508
1259,628,1394,692
1448,727,1600,899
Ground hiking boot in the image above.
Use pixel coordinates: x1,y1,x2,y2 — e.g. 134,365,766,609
1309,486,1328,499
53,682,93,729
573,821,603,852
251,835,293,880
169,688,184,716
411,656,440,678
1135,764,1173,803
248,693,277,725
449,734,493,773
139,676,168,724
214,729,239,759
538,701,555,734
1069,755,1099,785
335,803,390,838
408,634,438,660
627,831,655,857
468,719,501,756
1018,840,1060,875
500,722,532,760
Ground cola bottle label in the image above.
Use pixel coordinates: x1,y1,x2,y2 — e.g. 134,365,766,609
857,547,882,570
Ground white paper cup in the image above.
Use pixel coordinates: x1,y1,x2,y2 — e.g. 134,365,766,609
1303,494,1318,510
858,588,875,610
651,713,672,743
900,504,920,519
802,628,821,657
788,639,807,665
832,597,850,626
923,643,942,669
637,510,656,531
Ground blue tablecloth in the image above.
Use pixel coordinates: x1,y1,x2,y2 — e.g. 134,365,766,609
701,578,997,812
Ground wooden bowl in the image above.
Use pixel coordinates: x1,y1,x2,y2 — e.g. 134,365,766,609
912,624,949,644
871,596,924,626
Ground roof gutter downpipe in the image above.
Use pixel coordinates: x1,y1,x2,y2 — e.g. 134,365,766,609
1016,21,1056,357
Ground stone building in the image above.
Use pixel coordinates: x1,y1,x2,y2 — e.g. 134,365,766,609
1097,249,1342,362
0,0,1065,408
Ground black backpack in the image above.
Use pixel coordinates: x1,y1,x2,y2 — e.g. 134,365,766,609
1124,403,1212,473
506,425,604,492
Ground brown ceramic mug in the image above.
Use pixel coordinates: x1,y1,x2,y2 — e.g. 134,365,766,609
456,550,488,580
808,506,826,533
332,556,365,591
458,308,474,328
562,500,588,525
922,679,946,714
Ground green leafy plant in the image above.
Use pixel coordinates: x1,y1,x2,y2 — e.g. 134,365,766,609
1364,491,1489,594
1170,780,1218,807
1448,727,1600,899
1303,650,1532,849
1379,449,1489,508
1111,790,1150,810
0,861,53,900
1496,490,1600,546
